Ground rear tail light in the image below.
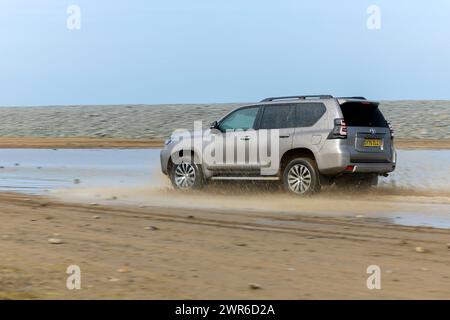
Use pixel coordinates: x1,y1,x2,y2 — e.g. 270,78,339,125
328,118,347,139
387,121,394,139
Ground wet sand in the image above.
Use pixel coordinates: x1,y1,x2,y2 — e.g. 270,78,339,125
0,148,448,299
0,137,449,149
0,146,448,299
0,192,449,299
0,137,165,149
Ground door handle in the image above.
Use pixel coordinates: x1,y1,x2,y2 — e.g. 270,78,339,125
240,136,251,141
279,135,290,138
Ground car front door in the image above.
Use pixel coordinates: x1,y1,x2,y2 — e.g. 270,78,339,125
206,106,261,173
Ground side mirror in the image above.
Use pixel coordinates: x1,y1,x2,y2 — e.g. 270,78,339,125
210,121,219,129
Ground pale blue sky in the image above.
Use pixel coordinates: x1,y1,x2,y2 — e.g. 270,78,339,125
1,0,449,106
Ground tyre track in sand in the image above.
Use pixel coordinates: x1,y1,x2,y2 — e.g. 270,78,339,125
5,193,448,247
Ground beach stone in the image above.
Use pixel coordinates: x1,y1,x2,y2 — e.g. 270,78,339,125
234,242,247,247
415,246,427,253
92,215,101,219
48,238,63,245
0,102,447,140
144,226,159,231
249,283,262,290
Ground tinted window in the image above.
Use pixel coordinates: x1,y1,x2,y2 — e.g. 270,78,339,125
219,106,259,131
293,103,326,127
340,103,388,127
259,104,294,129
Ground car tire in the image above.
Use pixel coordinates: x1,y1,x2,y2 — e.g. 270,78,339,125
170,158,204,190
283,158,321,196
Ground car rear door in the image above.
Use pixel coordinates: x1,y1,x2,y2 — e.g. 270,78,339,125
257,104,295,174
340,101,393,163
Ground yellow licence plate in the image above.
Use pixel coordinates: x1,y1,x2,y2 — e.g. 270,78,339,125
363,138,382,147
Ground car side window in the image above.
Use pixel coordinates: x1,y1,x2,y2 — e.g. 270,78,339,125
293,103,326,127
218,106,259,131
259,104,294,129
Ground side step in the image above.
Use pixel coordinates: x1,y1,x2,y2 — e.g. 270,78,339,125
211,176,280,181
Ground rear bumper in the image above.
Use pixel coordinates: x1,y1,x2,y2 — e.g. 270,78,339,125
344,162,396,174
317,140,396,175
320,160,396,175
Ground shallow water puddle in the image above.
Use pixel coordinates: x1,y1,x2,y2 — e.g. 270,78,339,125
0,148,448,194
0,148,448,229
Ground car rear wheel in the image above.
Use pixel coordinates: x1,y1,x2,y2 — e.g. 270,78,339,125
170,159,203,190
283,158,321,196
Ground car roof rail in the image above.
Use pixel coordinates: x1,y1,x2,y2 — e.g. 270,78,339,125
337,96,367,100
260,95,334,102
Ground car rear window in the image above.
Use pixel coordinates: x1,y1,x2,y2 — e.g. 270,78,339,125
259,103,326,129
340,102,388,127
259,104,294,129
293,103,326,127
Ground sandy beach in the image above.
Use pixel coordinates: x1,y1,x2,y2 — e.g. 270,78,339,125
0,192,449,299
0,147,448,299
0,101,448,299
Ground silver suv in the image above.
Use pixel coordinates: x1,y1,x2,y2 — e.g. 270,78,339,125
160,95,396,195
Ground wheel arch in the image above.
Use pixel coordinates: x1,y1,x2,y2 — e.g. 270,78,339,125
167,149,202,175
279,148,317,174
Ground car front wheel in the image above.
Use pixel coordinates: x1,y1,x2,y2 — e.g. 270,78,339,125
170,160,203,190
